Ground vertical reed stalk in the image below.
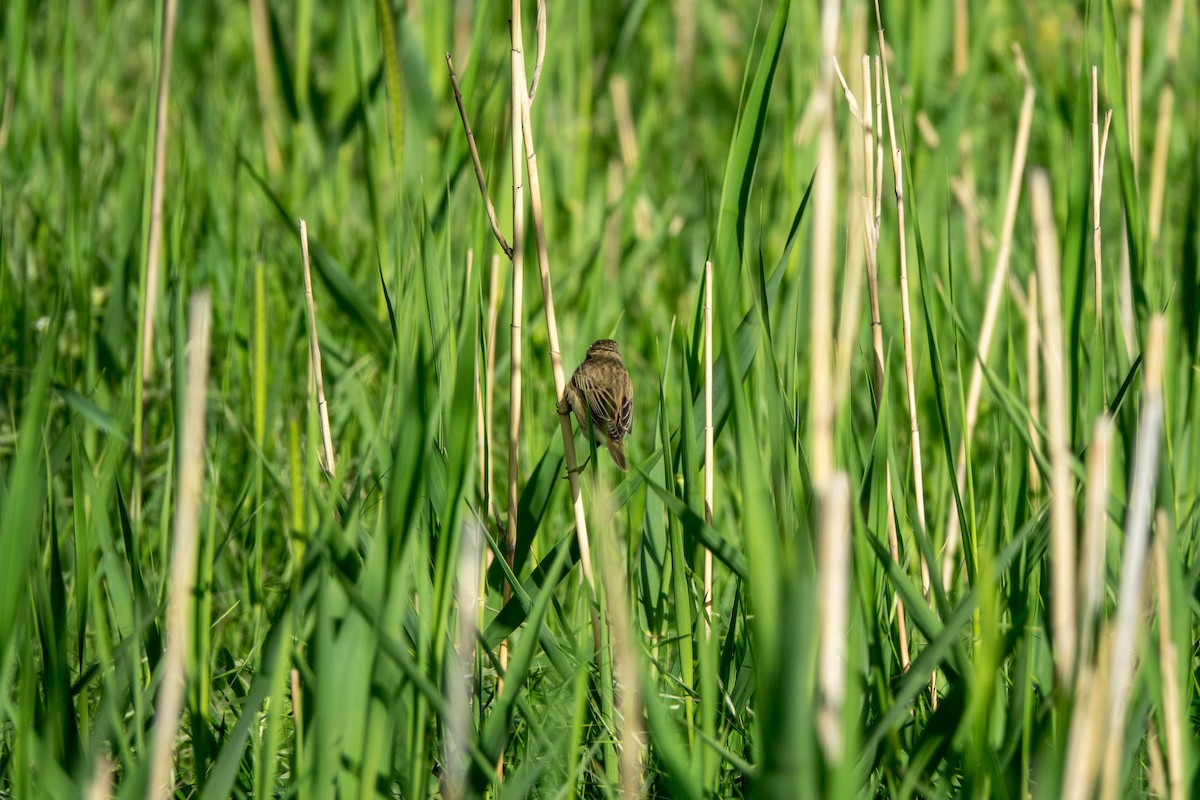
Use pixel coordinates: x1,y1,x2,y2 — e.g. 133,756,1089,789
1078,416,1112,665
1153,509,1185,800
808,0,841,485
816,473,851,761
485,254,502,525
1025,274,1042,495
1029,169,1077,686
1100,316,1165,799
514,14,606,665
147,291,211,800
858,54,910,669
248,0,282,176
496,8,528,778
1146,0,1186,244
876,3,935,703
133,0,179,517
874,9,928,585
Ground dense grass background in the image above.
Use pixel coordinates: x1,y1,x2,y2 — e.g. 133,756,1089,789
2,0,1199,797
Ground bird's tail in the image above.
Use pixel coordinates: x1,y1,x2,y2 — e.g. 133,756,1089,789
606,439,627,471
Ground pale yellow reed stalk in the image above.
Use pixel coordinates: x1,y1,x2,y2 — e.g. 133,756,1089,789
1078,416,1112,666
856,54,910,670
1029,169,1077,686
1099,316,1166,800
1154,510,1186,800
1147,0,1186,243
808,0,841,484
816,473,852,761
147,292,211,800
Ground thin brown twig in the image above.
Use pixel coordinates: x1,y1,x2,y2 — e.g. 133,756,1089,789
446,53,514,259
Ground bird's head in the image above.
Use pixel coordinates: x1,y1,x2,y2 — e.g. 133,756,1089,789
587,339,622,357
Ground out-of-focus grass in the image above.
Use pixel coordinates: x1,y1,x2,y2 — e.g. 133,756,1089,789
1,0,1198,797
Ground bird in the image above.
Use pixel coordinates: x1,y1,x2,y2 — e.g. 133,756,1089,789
559,339,633,471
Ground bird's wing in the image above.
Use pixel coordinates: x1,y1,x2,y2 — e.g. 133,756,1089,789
573,365,620,440
613,374,633,440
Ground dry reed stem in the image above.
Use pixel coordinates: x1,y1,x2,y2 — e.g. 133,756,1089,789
610,76,639,171
873,57,883,229
473,250,489,499
138,0,179,386
485,255,502,527
290,668,303,765
858,53,910,671
1147,723,1168,797
299,220,336,477
446,54,514,259
1025,274,1042,495
1078,416,1112,666
515,19,605,663
941,45,1034,590
835,173,866,408
1030,169,1077,686
528,0,546,102
85,755,113,800
1118,0,1142,362
1153,509,1186,800
444,519,484,800
875,3,934,704
496,9,529,779
703,260,714,628
1147,0,1186,243
809,0,840,485
875,4,931,602
595,488,646,799
1063,630,1112,800
147,291,211,800
248,0,281,177
1099,316,1165,800
1128,0,1144,173
816,473,851,761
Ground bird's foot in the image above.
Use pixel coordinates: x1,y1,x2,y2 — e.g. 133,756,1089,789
564,454,591,477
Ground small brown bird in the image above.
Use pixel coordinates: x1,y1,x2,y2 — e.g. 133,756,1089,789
560,339,633,471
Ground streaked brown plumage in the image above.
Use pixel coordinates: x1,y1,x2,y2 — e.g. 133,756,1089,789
560,339,633,470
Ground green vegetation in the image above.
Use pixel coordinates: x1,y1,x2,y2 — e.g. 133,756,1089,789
1,0,1198,797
